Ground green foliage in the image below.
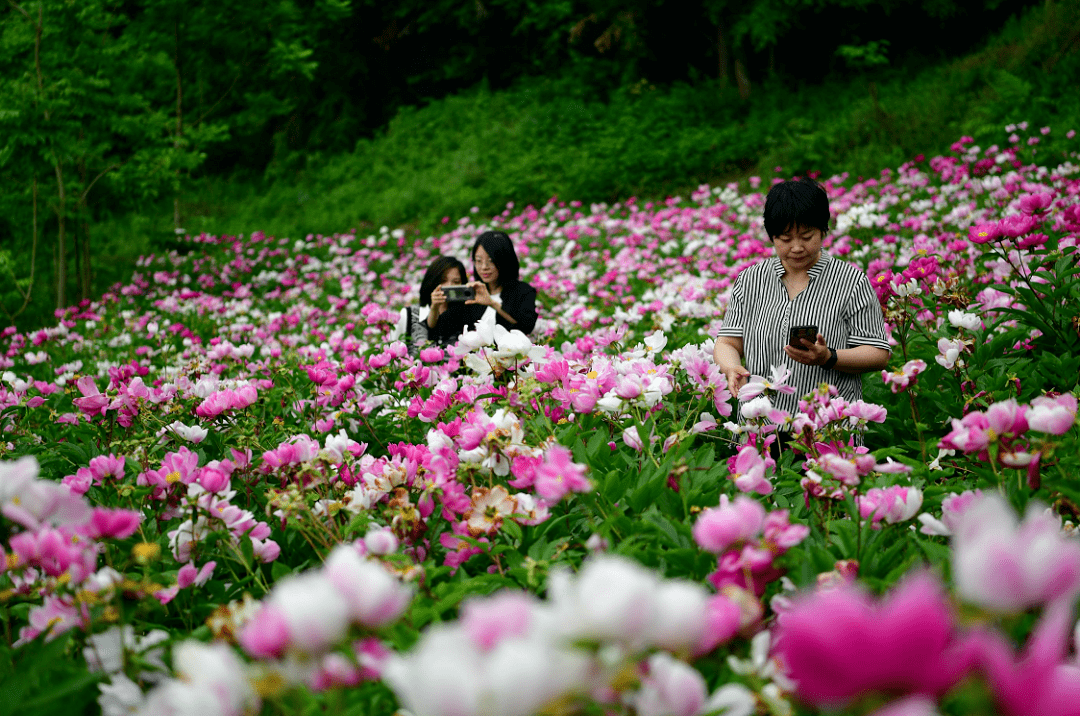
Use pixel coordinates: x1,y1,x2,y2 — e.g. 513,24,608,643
0,631,100,715
130,0,1080,246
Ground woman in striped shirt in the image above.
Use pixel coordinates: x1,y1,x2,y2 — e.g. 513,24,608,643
713,177,891,422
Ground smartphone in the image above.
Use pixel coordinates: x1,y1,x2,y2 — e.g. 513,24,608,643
788,324,818,349
443,285,475,303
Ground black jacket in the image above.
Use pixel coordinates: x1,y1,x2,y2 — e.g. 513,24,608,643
433,280,538,340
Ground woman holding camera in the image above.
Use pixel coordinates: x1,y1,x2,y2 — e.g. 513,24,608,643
393,255,468,351
435,231,538,337
713,178,890,422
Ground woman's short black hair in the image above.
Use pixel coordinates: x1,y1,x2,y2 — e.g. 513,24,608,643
471,231,520,286
418,255,467,307
762,177,831,239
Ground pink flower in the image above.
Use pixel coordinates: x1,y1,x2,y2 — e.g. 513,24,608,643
974,600,1080,716
363,527,399,556
998,213,1040,238
869,697,941,716
739,365,797,400
845,400,889,423
177,561,217,589
533,444,591,502
858,487,924,526
762,509,810,550
72,376,109,417
62,468,93,496
460,591,534,650
728,446,773,495
774,573,978,707
83,507,142,539
622,426,644,451
419,346,444,363
694,593,743,654
935,338,964,370
88,454,125,482
1027,393,1077,435
951,493,1080,612
968,222,1001,244
633,652,707,716
251,537,281,563
984,399,1028,435
1019,192,1053,215
881,360,927,394
940,412,991,453
1017,232,1048,249
238,604,292,658
931,489,982,533
323,545,413,628
692,495,765,554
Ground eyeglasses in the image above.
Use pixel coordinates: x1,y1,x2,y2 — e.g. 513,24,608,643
474,257,496,268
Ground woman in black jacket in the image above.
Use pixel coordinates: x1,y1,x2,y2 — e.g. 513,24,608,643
435,231,538,338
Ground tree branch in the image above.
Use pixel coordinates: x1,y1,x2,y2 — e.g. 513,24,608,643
79,163,121,203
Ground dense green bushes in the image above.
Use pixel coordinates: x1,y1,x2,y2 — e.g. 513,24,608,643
155,0,1080,241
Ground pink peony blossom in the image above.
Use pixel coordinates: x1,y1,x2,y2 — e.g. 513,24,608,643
533,444,591,502
1027,393,1077,435
692,495,765,554
83,507,142,540
774,573,978,707
951,492,1080,612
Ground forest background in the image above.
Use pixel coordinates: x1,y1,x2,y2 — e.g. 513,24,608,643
1,0,1078,332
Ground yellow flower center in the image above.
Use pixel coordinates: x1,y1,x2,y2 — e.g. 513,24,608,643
586,371,598,379
165,471,181,484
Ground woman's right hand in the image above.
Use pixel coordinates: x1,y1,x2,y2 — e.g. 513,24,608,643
431,285,447,309
713,336,748,399
428,285,449,328
724,365,751,399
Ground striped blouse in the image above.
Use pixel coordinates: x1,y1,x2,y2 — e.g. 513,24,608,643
717,251,891,417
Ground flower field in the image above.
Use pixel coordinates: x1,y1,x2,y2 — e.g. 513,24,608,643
2,124,1080,716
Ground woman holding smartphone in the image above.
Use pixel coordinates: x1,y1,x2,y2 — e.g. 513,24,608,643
437,231,538,336
713,177,890,422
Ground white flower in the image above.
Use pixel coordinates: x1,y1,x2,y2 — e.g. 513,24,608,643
166,421,208,444
643,331,668,354
549,555,660,649
934,338,964,370
268,571,351,652
457,314,497,351
892,278,922,297
364,526,399,556
322,429,358,463
703,684,757,716
143,640,258,716
323,544,413,627
741,395,773,419
632,652,707,716
647,580,710,651
947,310,982,331
98,674,146,716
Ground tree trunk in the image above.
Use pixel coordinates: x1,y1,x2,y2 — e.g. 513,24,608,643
716,24,729,87
174,19,183,231
735,58,751,100
54,160,67,310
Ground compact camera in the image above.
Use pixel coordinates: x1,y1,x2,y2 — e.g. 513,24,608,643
443,285,475,303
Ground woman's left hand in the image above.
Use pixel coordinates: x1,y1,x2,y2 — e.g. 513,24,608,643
785,333,831,366
465,281,496,307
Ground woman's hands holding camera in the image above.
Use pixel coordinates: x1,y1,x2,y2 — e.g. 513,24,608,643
427,283,453,327
465,281,499,309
